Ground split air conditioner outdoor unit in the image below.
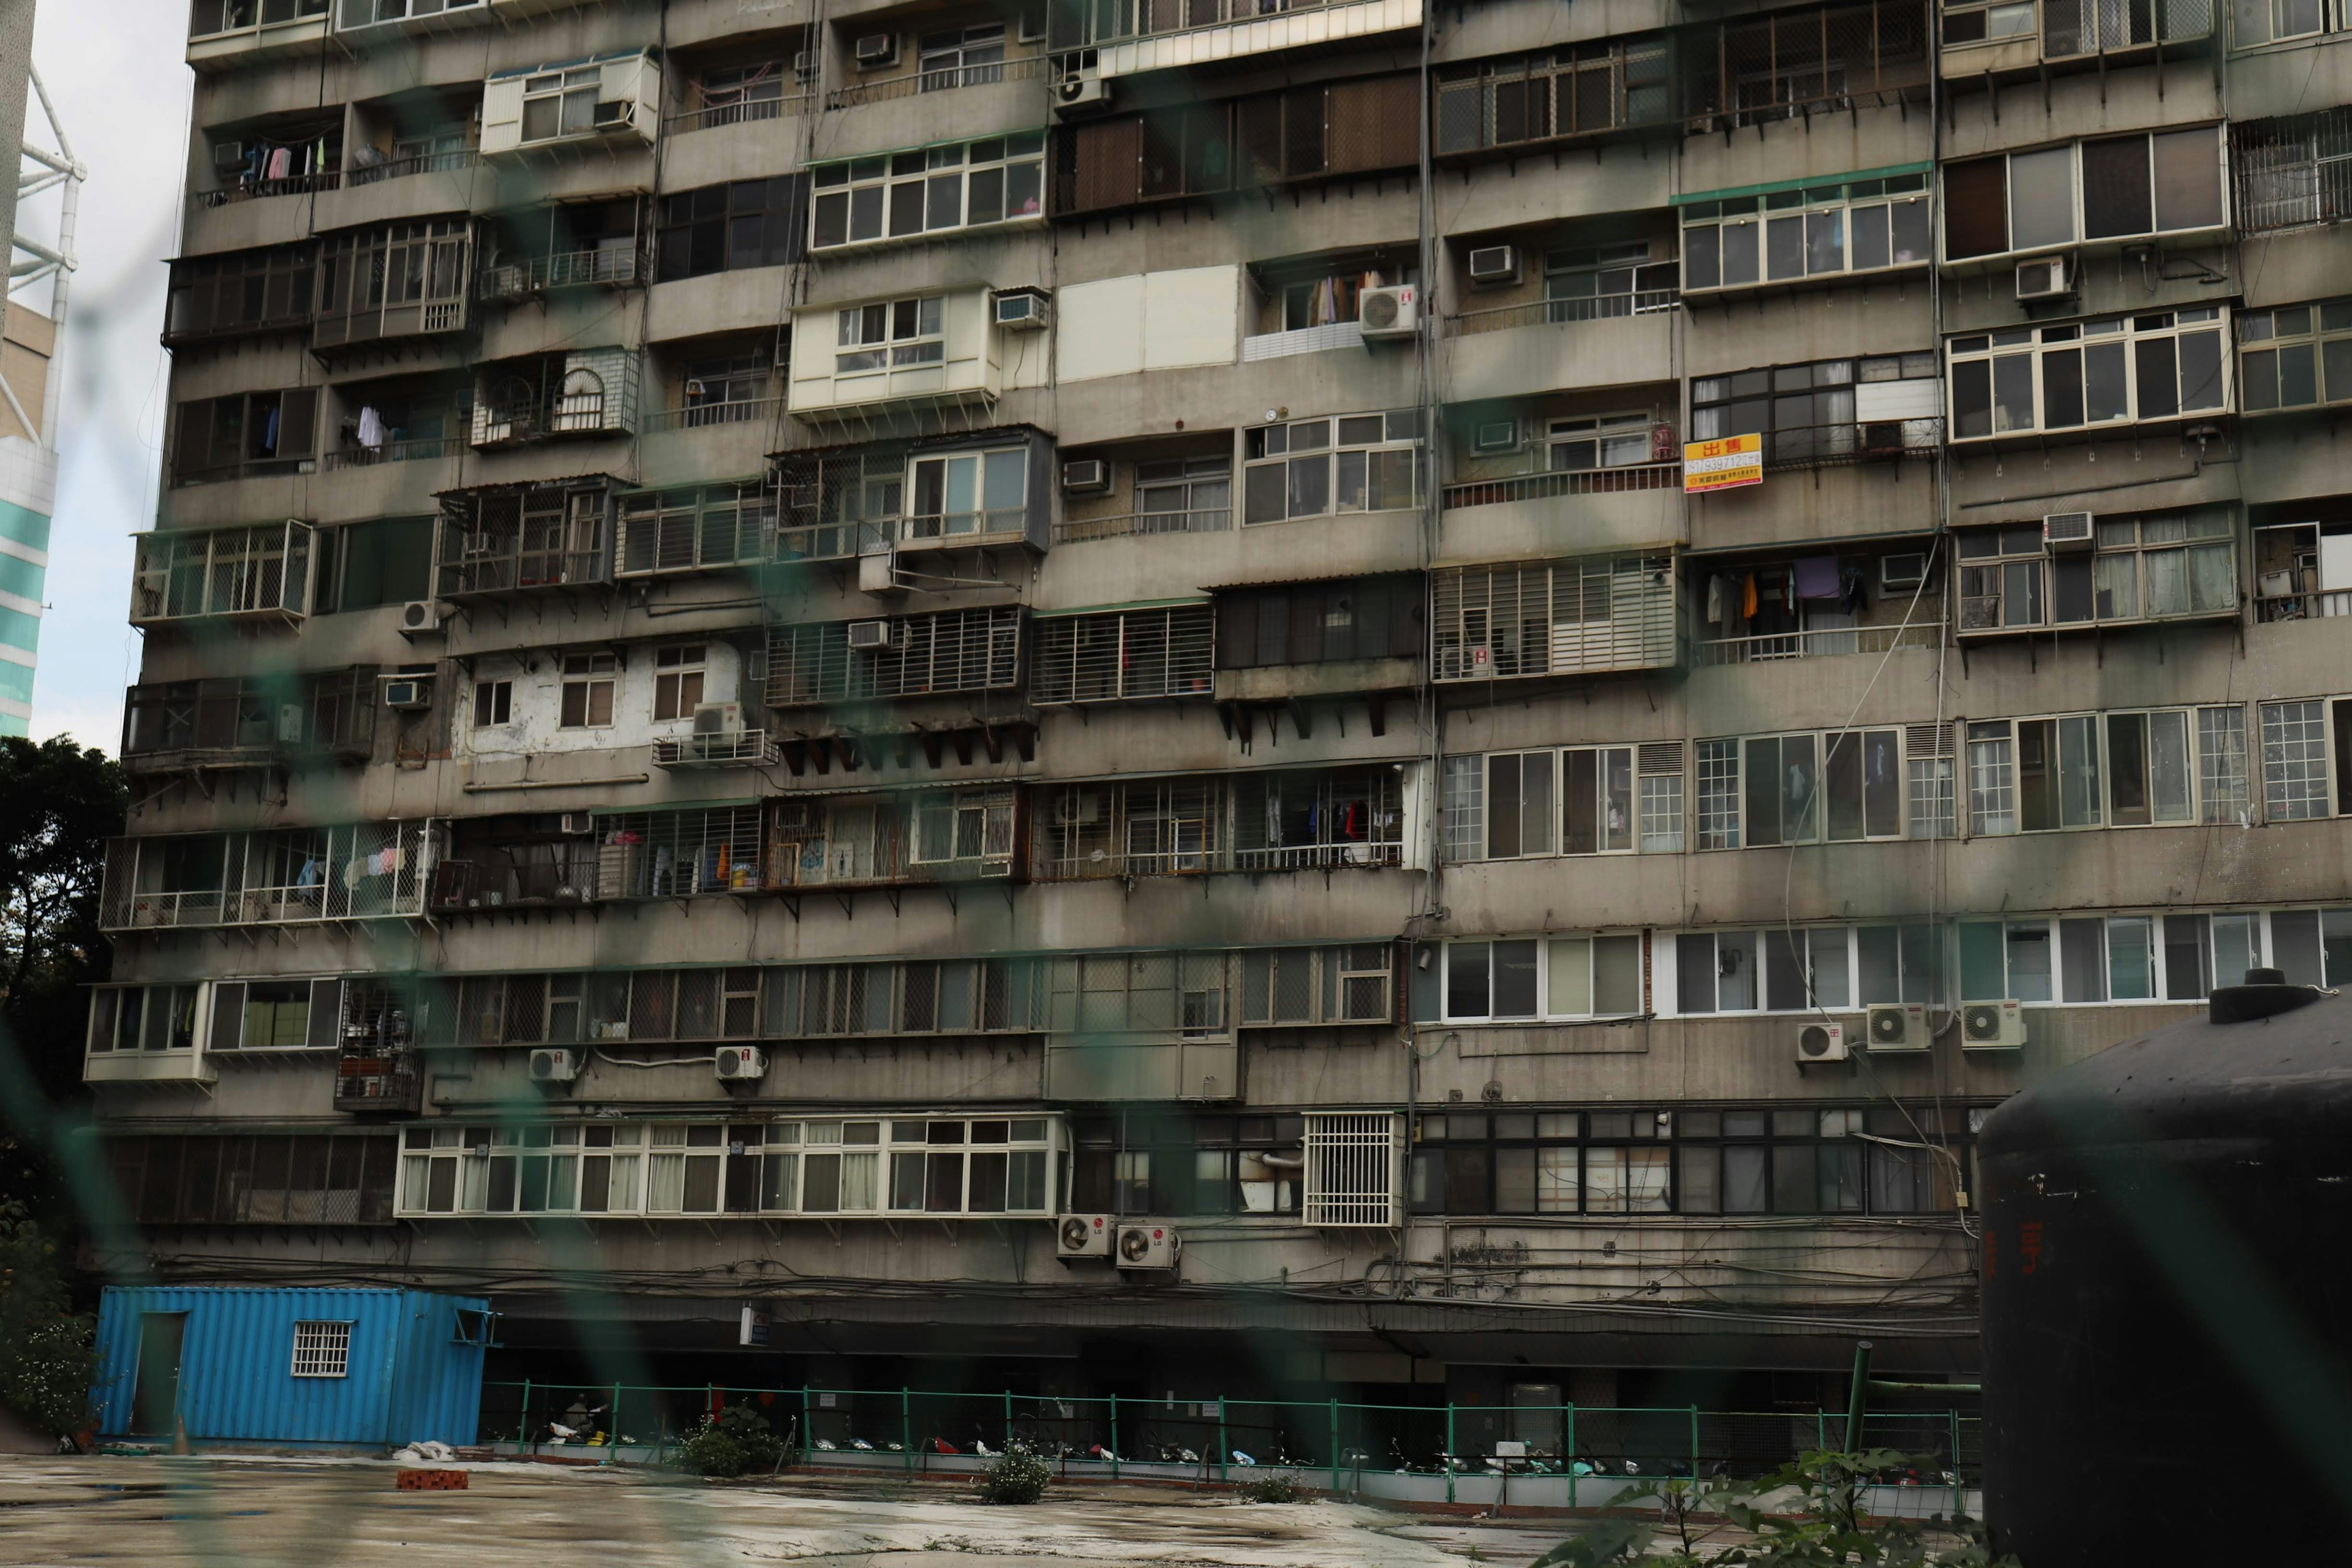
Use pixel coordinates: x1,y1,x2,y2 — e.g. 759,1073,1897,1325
2015,255,2073,303
1796,1021,1849,1065
1057,1213,1114,1259
528,1048,579,1083
715,1045,768,1082
1357,284,1419,341
399,600,443,637
692,702,744,737
1864,1003,1929,1052
1466,245,1520,286
1054,69,1112,118
1962,1000,2028,1050
1115,1221,1180,1270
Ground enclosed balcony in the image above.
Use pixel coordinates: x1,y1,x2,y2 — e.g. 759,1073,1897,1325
100,821,442,933
1431,553,1679,683
617,481,777,578
2253,519,2352,625
189,0,330,72
480,51,659,160
330,976,424,1116
434,480,614,599
477,198,649,301
312,219,472,356
162,246,317,349
1679,0,1932,134
1940,0,2211,83
129,522,314,628
1033,767,1410,881
786,288,1003,431
767,788,1020,890
470,350,639,448
426,815,603,912
121,669,378,775
764,606,1024,709
1954,510,2239,640
1050,0,1420,81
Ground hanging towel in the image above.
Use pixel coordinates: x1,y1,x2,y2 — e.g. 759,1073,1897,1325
266,146,290,181
1741,573,1759,619
356,405,385,450
1841,559,1868,613
1705,573,1725,627
1793,555,1841,600
262,404,280,454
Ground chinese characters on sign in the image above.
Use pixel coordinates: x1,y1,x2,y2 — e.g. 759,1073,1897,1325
1684,433,1763,494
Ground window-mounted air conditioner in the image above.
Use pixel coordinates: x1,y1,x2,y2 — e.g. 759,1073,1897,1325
381,679,431,710
560,813,595,835
793,50,818,80
399,600,443,638
592,100,634,128
212,140,247,175
1473,419,1520,455
1115,1221,1179,1270
858,551,902,595
1060,459,1111,494
715,1045,768,1082
2044,511,2095,553
1796,1022,1849,1065
1057,1213,1114,1259
1054,69,1111,119
994,288,1051,331
1880,552,1929,591
1358,284,1419,341
847,619,893,650
1962,1000,2027,1050
1467,245,1520,287
2015,255,2073,303
1864,1003,1929,1052
853,31,898,66
692,702,744,737
528,1048,578,1083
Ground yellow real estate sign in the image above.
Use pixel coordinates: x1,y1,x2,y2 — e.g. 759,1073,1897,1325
1683,434,1763,493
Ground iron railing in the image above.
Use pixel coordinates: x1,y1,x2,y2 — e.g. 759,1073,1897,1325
639,396,785,434
1053,507,1232,544
825,56,1049,110
319,435,466,470
1447,291,1680,337
345,149,478,187
1442,461,1682,509
193,170,341,208
1694,622,1941,665
477,245,648,300
665,93,809,135
653,731,784,768
2257,589,2352,624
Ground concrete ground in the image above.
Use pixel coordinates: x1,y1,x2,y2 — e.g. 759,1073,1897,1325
0,1454,1637,1566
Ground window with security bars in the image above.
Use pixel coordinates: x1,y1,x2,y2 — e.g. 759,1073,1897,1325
1443,745,1685,859
314,219,472,350
2230,0,2343,47
594,807,767,897
772,447,905,562
1032,605,1215,703
291,1321,353,1378
129,522,313,624
1433,39,1670,155
1215,576,1423,669
437,484,609,595
1039,951,1229,1036
1964,706,2252,834
1431,556,1676,680
1039,770,1402,878
1303,1113,1400,1227
164,244,317,344
1238,946,1395,1025
766,792,1016,888
1054,73,1421,216
766,607,1021,707
1680,0,1932,132
2232,110,2352,234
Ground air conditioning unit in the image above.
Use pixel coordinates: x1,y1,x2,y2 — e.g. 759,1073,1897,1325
212,140,247,175
1054,69,1112,118
1961,1000,2028,1050
1115,1221,1180,1271
2044,511,2095,553
1862,421,1908,458
528,1048,579,1083
857,551,901,595
1054,790,1104,826
1473,419,1520,455
715,1045,768,1082
1466,244,1520,286
793,50,818,79
1880,552,1929,591
2015,255,2074,303
1056,1213,1114,1259
1357,284,1419,341
847,619,893,650
1796,1022,1849,1065
381,679,431,710
399,600,443,637
592,99,634,128
1061,458,1111,494
691,702,744,738
853,31,898,66
1865,1003,1929,1053
277,704,306,745
560,812,595,835
993,288,1051,331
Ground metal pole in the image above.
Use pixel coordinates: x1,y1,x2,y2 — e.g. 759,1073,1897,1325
1109,1392,1120,1480
518,1378,531,1446
1843,1341,1874,1453
1689,1404,1699,1481
605,1381,620,1464
1567,1403,1577,1509
1217,1396,1227,1483
1950,1408,1963,1517
1444,1403,1456,1506
902,1388,912,1472
1005,1388,1014,1454
1329,1398,1340,1495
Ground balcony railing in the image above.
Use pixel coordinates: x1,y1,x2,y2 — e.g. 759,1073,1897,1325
1694,621,1940,665
334,1052,422,1115
345,149,479,187
477,245,646,300
653,730,783,769
902,505,1028,542
1447,292,1680,337
638,396,784,434
193,170,340,209
1759,418,1943,471
2256,590,2352,624
665,93,809,136
825,56,1047,110
1242,320,1363,361
428,857,599,912
775,518,895,564
319,435,466,471
1442,461,1682,509
1052,507,1233,545
101,822,441,932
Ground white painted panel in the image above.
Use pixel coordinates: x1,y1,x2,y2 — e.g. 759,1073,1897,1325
1057,274,1147,383
1853,377,1941,421
2320,530,2352,592
1142,265,1239,370
480,77,526,155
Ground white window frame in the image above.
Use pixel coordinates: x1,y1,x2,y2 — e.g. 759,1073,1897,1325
2259,696,2345,821
1680,172,1932,292
1940,127,2231,265
1547,412,1654,472
1948,309,2233,441
1967,704,2252,835
2239,298,2352,413
290,1319,352,1378
1957,910,2262,1003
519,68,603,146
1689,727,1912,849
1438,935,1646,1022
1242,410,1427,525
809,133,1046,251
907,445,1028,538
835,296,944,377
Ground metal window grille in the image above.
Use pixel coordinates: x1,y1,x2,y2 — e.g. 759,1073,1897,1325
1433,556,1676,681
2234,109,2352,235
2261,700,2331,821
132,521,312,624
437,485,610,596
1638,742,1687,853
1682,0,1929,132
596,807,767,897
1031,606,1215,704
2041,0,2211,56
290,1319,352,1378
1906,723,1957,840
766,606,1022,707
1433,39,1668,155
617,483,775,575
1696,739,1741,849
2198,706,2250,824
1304,1112,1400,1227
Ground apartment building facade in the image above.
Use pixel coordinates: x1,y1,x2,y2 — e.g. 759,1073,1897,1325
94,0,2352,1431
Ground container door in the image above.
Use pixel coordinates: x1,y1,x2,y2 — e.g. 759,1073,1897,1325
132,1313,187,1436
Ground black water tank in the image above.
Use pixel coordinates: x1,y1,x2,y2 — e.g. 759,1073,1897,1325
1979,974,2352,1561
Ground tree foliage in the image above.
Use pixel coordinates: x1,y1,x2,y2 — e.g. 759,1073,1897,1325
978,1441,1053,1505
0,1199,94,1438
681,1404,788,1477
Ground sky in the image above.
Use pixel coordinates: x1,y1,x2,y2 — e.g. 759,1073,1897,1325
19,0,188,754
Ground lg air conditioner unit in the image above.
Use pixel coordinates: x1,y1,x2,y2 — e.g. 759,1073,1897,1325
1115,1221,1180,1270
1865,1003,1929,1053
1060,459,1111,494
560,812,595,835
528,1048,579,1083
692,702,744,737
715,1045,768,1082
1056,1213,1114,1259
399,600,443,638
847,619,893,650
1054,69,1112,119
1358,284,1419,341
993,288,1051,331
381,679,431,710
853,31,899,66
2044,511,2095,553
2015,255,2074,303
1880,552,1929,591
1962,1000,2028,1050
1796,1021,1849,1065
1466,245,1520,287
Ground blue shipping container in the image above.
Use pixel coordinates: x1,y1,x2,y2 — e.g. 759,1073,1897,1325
91,1286,491,1450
